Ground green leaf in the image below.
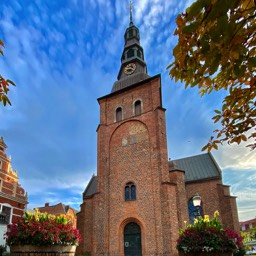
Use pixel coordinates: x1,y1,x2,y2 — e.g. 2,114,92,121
182,21,201,34
209,54,221,75
213,115,221,123
186,0,206,21
233,64,246,78
6,79,16,86
248,57,256,68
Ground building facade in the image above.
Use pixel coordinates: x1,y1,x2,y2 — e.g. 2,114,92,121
0,137,28,245
77,13,239,256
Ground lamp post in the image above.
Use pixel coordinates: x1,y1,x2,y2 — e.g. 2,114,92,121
192,193,202,218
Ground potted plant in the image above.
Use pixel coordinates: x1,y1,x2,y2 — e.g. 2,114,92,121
5,209,81,255
177,211,243,256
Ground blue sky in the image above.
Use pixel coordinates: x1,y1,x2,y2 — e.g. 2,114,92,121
0,0,255,222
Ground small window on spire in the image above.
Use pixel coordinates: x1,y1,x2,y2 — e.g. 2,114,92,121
127,49,134,58
116,107,123,122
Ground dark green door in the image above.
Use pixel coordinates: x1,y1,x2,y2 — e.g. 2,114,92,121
124,222,142,256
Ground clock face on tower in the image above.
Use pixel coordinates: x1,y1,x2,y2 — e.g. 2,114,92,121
124,63,136,75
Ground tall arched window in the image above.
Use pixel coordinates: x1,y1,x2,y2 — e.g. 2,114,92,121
134,100,142,116
116,107,122,122
125,182,136,201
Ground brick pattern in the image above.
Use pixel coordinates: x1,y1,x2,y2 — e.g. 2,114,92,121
77,75,239,256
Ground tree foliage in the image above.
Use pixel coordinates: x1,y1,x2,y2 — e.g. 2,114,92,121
168,0,256,151
0,39,15,106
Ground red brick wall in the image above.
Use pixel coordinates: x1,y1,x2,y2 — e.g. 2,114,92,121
76,198,93,254
77,75,239,256
77,76,179,255
185,180,239,232
0,196,26,223
186,179,222,219
217,184,240,231
170,170,189,227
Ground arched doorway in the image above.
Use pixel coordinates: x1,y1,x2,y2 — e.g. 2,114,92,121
124,222,142,256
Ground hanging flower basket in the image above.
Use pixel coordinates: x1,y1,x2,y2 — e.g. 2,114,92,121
10,245,76,255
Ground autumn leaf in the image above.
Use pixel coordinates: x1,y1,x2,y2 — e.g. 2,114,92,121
168,0,256,151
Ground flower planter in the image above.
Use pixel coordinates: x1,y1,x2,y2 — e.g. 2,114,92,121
10,245,76,256
178,252,233,256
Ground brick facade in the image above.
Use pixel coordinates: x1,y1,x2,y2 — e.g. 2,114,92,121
76,75,239,256
0,137,28,232
76,15,239,255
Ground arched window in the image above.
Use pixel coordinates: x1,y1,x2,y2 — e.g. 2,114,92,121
125,182,136,201
134,100,142,116
116,107,122,122
188,199,203,224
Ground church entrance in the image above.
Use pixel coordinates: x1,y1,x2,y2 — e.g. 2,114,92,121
124,222,142,256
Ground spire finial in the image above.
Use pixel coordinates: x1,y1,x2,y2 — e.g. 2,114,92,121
128,1,133,25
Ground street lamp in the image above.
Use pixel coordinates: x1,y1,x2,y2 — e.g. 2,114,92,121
192,193,202,218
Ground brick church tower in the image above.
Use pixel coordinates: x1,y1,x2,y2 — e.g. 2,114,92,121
77,7,239,256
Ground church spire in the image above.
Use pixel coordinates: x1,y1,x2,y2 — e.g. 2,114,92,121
129,1,133,26
111,2,150,93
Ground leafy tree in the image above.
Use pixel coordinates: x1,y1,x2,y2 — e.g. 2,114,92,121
168,0,256,151
0,39,15,106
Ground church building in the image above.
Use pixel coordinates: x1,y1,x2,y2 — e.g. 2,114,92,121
76,9,239,256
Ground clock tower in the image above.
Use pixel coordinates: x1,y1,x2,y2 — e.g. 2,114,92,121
76,2,240,256
112,2,150,93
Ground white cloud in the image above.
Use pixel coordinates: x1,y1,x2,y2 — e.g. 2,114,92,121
214,140,256,171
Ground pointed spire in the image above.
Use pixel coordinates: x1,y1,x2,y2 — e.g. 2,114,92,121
128,1,133,26
111,1,150,93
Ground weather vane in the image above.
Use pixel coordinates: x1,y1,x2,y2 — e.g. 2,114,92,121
128,0,133,24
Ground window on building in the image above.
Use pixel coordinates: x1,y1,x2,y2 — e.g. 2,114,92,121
2,205,12,224
127,49,134,58
188,199,203,224
116,107,123,122
125,182,136,201
134,100,142,116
